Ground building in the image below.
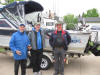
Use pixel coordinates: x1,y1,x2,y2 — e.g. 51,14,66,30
78,17,100,27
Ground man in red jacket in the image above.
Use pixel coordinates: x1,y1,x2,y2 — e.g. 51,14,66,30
49,22,71,75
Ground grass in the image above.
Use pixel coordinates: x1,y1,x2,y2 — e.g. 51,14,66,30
97,46,100,50
0,48,6,53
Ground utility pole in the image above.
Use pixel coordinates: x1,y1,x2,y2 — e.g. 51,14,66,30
7,0,9,4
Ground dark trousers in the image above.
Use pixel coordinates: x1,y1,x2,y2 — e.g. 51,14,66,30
14,59,26,75
54,48,65,75
31,50,43,72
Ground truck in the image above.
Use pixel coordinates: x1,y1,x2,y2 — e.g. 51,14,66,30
41,18,56,30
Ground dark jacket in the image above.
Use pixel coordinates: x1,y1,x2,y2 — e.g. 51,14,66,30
49,30,71,50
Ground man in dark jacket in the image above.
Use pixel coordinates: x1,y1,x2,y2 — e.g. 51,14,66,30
9,24,30,75
49,22,71,75
28,22,45,75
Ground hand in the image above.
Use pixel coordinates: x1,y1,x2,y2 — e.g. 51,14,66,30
28,46,32,50
16,50,21,55
53,59,55,63
46,35,50,39
64,58,66,62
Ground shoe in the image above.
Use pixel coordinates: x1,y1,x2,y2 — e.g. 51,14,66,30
34,72,38,75
38,71,42,75
60,72,64,75
53,72,58,75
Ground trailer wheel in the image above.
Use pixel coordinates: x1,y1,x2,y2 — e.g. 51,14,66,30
40,55,52,70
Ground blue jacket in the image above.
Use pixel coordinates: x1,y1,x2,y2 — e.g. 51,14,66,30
9,30,30,60
32,27,42,49
49,30,71,50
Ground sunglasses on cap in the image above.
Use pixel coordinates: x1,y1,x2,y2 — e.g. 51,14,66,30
56,24,62,26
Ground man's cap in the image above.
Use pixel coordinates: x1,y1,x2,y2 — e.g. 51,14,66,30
34,22,41,26
19,24,25,26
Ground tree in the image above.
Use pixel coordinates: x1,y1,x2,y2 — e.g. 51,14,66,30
64,14,78,30
82,8,99,17
3,0,24,4
82,12,87,17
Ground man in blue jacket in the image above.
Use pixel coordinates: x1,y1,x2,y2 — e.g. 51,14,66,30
9,24,30,75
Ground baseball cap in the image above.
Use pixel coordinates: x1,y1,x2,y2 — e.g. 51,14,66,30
19,24,25,26
55,22,63,26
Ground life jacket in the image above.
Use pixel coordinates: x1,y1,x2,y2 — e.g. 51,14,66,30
54,30,66,47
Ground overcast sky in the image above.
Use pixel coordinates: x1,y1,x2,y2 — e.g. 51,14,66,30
1,0,100,17
32,0,100,17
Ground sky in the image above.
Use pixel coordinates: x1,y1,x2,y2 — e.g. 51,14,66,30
1,0,100,17
32,0,100,17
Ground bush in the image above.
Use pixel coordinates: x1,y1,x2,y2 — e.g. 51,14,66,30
66,23,75,30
